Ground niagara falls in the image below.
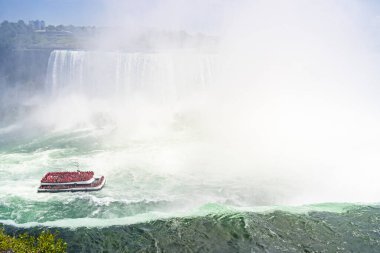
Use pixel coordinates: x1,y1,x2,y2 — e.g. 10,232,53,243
1,0,380,252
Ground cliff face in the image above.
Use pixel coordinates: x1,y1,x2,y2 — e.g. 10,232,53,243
0,49,52,126
0,49,52,91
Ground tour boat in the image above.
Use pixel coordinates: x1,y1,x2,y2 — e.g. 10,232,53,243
38,171,106,193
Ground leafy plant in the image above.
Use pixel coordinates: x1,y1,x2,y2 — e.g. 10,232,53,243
0,228,67,253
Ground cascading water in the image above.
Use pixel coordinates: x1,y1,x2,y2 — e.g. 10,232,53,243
46,50,217,101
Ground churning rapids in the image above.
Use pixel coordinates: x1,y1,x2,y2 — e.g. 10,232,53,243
1,49,380,252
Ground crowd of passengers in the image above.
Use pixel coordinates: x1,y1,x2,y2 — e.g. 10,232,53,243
41,171,94,183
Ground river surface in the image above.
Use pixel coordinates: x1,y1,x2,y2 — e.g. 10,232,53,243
1,50,380,252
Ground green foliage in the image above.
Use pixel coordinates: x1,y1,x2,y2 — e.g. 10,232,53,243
0,20,95,50
0,20,33,49
0,229,67,253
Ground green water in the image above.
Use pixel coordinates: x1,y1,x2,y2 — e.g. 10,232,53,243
3,205,380,252
1,124,379,252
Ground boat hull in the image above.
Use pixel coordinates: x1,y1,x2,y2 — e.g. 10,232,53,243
38,177,106,193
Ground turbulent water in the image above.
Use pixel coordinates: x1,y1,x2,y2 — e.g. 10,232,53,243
1,50,380,252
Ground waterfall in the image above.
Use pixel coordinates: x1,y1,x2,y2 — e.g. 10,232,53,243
45,50,217,101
